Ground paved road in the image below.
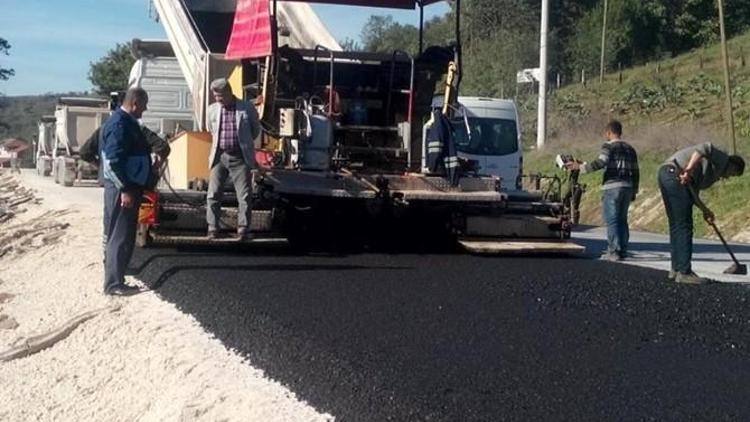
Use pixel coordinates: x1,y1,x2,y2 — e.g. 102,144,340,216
18,169,102,209
132,246,750,421
575,226,750,283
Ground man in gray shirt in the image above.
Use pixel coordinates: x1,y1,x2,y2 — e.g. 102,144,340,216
659,142,744,284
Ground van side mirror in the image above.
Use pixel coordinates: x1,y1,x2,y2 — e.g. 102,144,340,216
462,112,471,141
450,108,471,143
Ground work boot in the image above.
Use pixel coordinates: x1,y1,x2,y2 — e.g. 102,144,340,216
674,271,710,285
601,252,622,262
667,270,676,281
105,285,144,297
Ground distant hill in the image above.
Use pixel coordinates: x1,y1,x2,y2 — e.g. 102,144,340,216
0,95,59,142
0,93,90,166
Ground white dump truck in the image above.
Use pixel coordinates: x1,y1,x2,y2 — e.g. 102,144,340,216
129,39,195,136
150,0,340,130
49,97,111,186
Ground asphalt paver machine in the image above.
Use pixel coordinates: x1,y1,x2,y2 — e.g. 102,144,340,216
141,0,581,254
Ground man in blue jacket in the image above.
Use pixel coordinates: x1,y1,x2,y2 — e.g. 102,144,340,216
100,87,152,296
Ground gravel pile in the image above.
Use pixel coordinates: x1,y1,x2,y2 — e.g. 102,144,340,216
0,171,331,422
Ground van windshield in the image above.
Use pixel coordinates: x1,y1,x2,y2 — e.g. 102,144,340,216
452,118,518,156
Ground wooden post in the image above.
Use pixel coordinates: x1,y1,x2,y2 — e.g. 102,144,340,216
581,68,586,86
717,0,737,154
557,73,561,89
599,0,608,83
618,62,622,84
741,47,746,67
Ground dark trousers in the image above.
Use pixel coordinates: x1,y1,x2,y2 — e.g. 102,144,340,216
103,182,142,292
602,186,633,256
207,152,252,230
658,165,694,273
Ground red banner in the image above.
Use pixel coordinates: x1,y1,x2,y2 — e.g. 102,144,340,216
225,0,272,60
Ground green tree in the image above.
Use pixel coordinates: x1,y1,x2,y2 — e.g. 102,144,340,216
360,15,419,54
0,37,15,130
354,0,750,93
459,0,540,96
567,0,665,78
358,13,455,55
0,37,14,81
340,37,362,52
88,43,135,96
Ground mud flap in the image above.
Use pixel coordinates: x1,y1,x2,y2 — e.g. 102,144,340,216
136,192,159,248
136,223,151,248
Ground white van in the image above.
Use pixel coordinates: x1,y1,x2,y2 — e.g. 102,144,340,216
425,97,523,190
452,97,522,190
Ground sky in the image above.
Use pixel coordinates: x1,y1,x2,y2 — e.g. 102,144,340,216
0,0,449,96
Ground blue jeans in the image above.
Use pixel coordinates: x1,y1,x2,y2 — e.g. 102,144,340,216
658,165,694,273
602,186,633,256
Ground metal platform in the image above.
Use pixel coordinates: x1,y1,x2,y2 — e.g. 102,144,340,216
459,238,585,255
149,233,288,247
261,170,506,203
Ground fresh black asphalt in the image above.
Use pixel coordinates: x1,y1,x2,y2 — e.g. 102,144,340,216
131,247,750,421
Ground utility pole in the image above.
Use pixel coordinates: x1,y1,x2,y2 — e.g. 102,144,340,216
599,0,608,83
717,0,737,154
537,0,549,150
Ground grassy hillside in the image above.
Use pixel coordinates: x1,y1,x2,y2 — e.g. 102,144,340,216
522,31,750,241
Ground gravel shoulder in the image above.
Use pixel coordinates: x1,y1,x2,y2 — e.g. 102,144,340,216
0,170,331,422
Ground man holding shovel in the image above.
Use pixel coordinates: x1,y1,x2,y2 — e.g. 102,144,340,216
658,142,745,284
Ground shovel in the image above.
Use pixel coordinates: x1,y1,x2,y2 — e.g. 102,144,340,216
701,217,747,274
690,209,747,275
675,161,747,275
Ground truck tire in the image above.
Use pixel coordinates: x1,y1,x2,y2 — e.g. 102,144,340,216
136,224,152,248
39,158,51,177
62,169,74,186
53,160,61,184
62,159,76,187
